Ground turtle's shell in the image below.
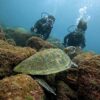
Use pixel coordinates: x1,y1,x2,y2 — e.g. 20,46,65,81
14,49,71,75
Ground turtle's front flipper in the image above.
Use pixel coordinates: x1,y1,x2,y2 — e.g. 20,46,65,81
36,78,56,95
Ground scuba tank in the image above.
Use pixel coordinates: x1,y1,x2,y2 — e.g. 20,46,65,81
67,18,87,33
67,25,77,33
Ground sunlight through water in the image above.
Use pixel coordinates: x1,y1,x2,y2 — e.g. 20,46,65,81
45,0,66,15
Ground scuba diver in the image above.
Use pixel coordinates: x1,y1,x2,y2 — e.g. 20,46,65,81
63,18,87,49
31,12,55,40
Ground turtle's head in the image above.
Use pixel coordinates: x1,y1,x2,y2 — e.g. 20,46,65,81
64,46,76,55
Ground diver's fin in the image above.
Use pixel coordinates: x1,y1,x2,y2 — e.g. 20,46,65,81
36,78,56,95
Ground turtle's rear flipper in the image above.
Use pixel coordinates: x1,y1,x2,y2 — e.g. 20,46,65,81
36,78,56,95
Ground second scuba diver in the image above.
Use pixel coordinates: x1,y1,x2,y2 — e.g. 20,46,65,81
63,18,87,49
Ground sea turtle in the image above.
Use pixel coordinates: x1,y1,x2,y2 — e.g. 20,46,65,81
14,48,77,95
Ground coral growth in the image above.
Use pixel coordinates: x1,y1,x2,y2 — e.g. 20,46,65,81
64,68,78,90
26,36,54,51
78,55,100,100
63,52,100,100
47,37,64,49
6,38,16,46
0,74,45,100
73,52,96,64
0,26,6,40
4,27,32,46
0,40,36,77
0,26,100,100
57,81,77,100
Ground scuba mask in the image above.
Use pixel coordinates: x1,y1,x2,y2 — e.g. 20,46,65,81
41,12,55,27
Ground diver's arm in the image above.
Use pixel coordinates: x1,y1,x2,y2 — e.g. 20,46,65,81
64,33,71,47
34,19,42,28
32,19,44,33
31,20,40,32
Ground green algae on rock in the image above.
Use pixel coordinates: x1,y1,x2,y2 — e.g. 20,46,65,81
6,38,16,46
0,40,36,77
26,36,54,51
78,55,100,100
0,74,45,100
73,51,96,64
4,27,33,46
57,81,77,100
0,26,6,40
47,37,65,49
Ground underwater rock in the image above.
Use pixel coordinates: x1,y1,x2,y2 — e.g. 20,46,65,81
47,36,64,49
14,27,29,33
4,27,32,46
0,26,6,40
6,38,16,46
26,36,54,51
64,68,78,90
72,52,96,64
14,48,73,96
56,81,77,100
0,40,36,77
0,74,45,100
78,55,100,100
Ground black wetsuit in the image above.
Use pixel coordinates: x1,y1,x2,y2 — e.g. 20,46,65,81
64,31,86,48
31,18,53,40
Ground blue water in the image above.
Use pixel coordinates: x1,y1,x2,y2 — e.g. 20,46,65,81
0,0,100,53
